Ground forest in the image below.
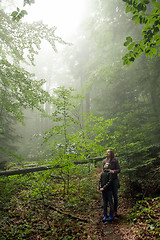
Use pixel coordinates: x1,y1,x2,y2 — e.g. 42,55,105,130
0,0,160,239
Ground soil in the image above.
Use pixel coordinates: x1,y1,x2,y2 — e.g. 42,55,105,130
85,193,136,240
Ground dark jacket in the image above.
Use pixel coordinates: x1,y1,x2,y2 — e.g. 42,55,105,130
99,169,113,191
103,157,120,180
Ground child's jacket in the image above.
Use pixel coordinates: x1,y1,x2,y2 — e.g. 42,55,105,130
99,169,113,191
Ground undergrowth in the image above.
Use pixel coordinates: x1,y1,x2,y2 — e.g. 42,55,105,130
0,166,160,239
0,166,99,240
129,197,160,239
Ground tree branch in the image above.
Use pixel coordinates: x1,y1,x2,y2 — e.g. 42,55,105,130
46,205,88,223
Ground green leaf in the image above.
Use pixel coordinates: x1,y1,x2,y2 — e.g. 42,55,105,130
11,9,28,21
24,0,30,6
129,57,135,62
143,0,150,3
126,6,132,13
137,3,144,12
21,10,28,16
24,0,35,6
145,47,150,53
11,11,18,17
124,36,133,46
126,36,133,42
155,37,160,45
124,41,129,46
151,47,157,55
122,56,130,65
132,15,140,24
151,8,160,14
128,42,136,50
153,27,159,35
152,1,160,8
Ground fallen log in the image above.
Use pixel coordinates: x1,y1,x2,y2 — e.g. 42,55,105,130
46,205,88,223
0,156,106,177
0,165,52,176
73,156,106,165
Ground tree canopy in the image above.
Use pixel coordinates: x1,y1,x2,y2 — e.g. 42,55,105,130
122,0,160,65
0,4,65,165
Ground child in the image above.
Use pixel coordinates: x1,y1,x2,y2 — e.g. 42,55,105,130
99,162,114,222
103,149,120,217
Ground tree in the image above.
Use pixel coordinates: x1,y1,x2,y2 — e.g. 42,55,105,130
58,1,160,198
43,87,83,193
0,6,65,168
122,0,160,65
44,87,82,154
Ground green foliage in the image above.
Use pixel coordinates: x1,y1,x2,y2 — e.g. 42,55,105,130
122,0,160,65
44,87,84,193
0,7,65,167
10,0,35,22
44,87,82,148
120,145,160,197
112,106,147,154
0,59,50,121
23,0,35,6
68,113,115,158
1,9,65,65
124,36,133,47
129,197,160,239
41,0,160,201
0,164,98,239
42,87,115,194
1,0,160,212
11,8,27,22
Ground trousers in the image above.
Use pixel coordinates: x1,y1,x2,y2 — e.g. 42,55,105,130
102,189,113,213
112,178,119,210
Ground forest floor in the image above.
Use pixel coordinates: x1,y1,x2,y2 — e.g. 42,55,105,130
0,170,159,239
80,189,160,240
83,192,137,240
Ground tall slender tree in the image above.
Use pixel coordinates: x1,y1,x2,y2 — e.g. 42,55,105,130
0,5,65,168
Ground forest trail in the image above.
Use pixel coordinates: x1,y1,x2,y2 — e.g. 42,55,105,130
85,192,134,240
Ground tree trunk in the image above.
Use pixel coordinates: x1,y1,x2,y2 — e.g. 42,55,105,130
0,156,106,176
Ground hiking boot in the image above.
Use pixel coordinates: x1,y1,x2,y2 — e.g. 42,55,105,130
102,210,108,222
106,210,114,222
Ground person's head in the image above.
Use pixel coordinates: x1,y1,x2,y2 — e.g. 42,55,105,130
104,162,109,169
106,149,114,159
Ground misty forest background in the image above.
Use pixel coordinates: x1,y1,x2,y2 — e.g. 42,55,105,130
0,0,160,239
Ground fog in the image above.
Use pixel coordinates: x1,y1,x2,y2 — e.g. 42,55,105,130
1,0,160,168
24,0,88,40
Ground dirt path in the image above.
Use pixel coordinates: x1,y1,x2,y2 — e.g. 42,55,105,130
86,193,134,240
